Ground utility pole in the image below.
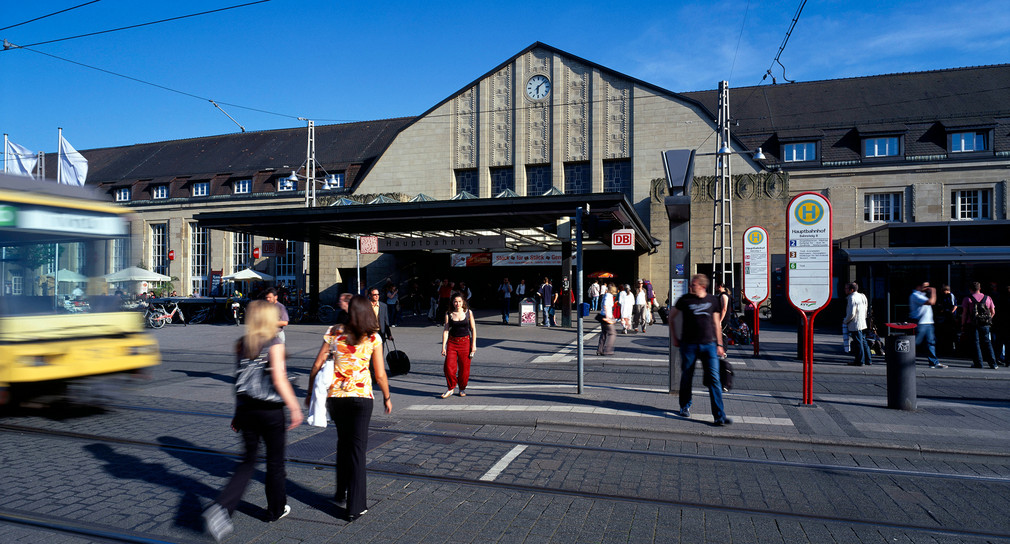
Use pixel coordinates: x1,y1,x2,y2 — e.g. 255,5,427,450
711,81,734,293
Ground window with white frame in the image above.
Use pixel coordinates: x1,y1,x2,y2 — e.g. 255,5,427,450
782,142,817,162
190,223,208,295
115,187,131,202
274,241,298,286
950,189,992,220
277,178,295,192
113,237,130,273
950,131,989,153
864,193,902,222
153,185,168,199
322,173,344,190
234,179,251,194
863,137,900,158
150,224,168,275
232,233,252,272
11,273,22,295
192,182,209,197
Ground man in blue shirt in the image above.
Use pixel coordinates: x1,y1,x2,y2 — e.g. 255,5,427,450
910,281,947,369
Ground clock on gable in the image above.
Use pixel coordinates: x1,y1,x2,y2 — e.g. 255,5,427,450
525,74,551,100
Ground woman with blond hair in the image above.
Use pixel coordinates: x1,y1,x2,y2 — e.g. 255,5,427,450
307,295,392,522
204,300,302,542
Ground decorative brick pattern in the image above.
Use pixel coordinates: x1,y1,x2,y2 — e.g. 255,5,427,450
454,87,477,169
491,66,513,167
525,50,551,164
603,74,630,159
564,60,590,162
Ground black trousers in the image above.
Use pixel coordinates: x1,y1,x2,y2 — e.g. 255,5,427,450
215,403,287,519
327,397,373,517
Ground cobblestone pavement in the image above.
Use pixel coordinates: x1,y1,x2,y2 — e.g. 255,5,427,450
2,312,1008,543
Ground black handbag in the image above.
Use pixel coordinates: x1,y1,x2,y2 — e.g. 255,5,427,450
720,358,735,391
235,354,282,403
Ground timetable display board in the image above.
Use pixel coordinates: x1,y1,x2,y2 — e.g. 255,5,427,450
786,192,832,312
742,226,770,305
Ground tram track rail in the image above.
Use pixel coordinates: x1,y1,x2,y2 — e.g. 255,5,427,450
2,420,1010,543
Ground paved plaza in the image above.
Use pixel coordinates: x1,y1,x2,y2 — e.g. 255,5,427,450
1,311,1008,543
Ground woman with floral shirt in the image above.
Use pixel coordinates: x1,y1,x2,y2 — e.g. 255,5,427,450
306,295,392,521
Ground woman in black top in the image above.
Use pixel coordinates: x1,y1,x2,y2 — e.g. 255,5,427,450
441,292,477,398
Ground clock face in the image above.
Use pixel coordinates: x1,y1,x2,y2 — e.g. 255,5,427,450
526,74,551,100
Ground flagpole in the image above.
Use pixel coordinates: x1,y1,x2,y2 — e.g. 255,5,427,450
57,127,63,184
3,133,8,174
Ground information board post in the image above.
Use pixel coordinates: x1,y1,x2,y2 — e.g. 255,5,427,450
742,226,770,357
662,149,695,395
786,192,833,406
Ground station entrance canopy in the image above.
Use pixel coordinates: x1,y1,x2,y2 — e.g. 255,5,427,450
194,192,659,253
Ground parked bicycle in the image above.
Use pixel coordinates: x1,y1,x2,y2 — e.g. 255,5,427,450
187,305,214,325
145,302,186,329
286,298,336,324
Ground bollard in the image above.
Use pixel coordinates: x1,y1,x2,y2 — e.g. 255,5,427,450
884,323,917,410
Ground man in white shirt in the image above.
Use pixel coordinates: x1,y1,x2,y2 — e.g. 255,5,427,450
843,282,871,366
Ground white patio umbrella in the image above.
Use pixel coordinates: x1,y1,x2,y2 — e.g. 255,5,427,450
103,266,172,283
222,268,274,281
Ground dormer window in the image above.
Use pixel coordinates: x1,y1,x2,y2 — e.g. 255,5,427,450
153,185,168,199
278,178,295,192
234,179,251,194
192,182,209,197
863,137,900,158
322,173,344,190
782,142,817,162
950,131,989,153
115,187,131,202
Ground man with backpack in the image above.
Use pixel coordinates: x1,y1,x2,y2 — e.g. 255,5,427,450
961,282,998,369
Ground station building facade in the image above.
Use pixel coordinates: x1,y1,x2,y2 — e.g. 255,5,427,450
27,43,1010,313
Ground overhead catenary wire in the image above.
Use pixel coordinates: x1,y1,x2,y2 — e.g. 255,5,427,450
1,1,272,49
0,1,102,33
761,0,807,84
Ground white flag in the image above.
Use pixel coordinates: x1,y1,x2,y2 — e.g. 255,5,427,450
58,133,88,186
4,138,37,178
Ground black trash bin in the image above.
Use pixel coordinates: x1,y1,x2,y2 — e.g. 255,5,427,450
884,323,917,410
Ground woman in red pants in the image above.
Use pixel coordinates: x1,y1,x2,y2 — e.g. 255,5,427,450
441,292,477,398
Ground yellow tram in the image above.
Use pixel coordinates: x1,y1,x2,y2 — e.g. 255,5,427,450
0,173,159,406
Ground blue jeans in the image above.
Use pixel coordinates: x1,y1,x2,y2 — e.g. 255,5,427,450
850,329,871,365
915,323,939,365
590,295,599,312
970,325,997,367
678,342,726,421
501,297,510,323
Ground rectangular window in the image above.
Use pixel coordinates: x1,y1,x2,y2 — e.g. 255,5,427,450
782,142,817,162
950,189,992,220
150,224,168,275
603,159,633,201
11,273,22,295
115,187,131,202
455,169,478,197
275,241,298,286
153,185,168,199
190,223,208,295
113,237,130,273
864,193,902,222
950,131,989,153
192,182,209,197
525,164,553,196
564,162,591,195
232,233,253,272
277,177,295,192
864,137,900,158
233,179,251,194
490,167,515,196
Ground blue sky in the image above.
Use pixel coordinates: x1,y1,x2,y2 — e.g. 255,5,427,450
3,0,1008,154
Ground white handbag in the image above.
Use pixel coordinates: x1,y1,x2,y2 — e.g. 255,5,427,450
306,358,334,427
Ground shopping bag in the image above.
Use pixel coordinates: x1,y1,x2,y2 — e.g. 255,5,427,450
306,358,334,427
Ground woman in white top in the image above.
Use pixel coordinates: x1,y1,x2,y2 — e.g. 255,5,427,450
618,284,635,333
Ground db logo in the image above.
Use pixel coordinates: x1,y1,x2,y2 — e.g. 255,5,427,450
611,229,635,250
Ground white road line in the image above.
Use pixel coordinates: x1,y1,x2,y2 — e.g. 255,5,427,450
405,403,794,427
479,445,528,481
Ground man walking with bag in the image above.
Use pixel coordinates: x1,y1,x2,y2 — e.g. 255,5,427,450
844,282,872,366
961,281,998,369
669,274,732,426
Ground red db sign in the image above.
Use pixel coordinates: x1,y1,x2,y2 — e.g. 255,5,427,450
168,250,175,261
252,247,260,259
611,229,635,250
